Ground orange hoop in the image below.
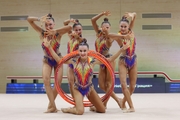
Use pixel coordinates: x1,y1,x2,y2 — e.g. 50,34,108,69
55,50,115,107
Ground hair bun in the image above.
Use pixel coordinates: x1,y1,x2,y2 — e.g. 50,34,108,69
104,18,108,22
121,16,127,20
72,19,82,28
75,19,79,23
82,38,87,43
120,16,129,23
79,38,89,48
47,13,52,18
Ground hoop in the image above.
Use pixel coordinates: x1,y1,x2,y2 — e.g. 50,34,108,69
55,50,115,107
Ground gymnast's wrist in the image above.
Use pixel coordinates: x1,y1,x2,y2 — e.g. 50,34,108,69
54,30,58,36
121,47,125,51
102,12,105,16
37,17,40,21
48,45,52,49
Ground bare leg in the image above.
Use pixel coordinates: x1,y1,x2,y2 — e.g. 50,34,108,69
97,61,121,108
104,60,123,108
42,63,58,113
88,89,105,113
118,60,135,113
67,66,75,98
122,61,137,112
98,67,106,107
97,67,112,108
47,65,63,111
61,89,84,115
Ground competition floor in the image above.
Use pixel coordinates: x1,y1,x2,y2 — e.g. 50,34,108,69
0,93,179,120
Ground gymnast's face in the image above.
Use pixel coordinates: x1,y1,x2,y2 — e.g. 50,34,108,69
73,25,83,37
101,23,111,32
78,45,88,60
119,21,129,35
45,19,55,30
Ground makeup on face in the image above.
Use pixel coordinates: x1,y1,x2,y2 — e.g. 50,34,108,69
78,46,88,60
119,21,129,34
45,19,55,30
73,25,82,36
101,23,111,32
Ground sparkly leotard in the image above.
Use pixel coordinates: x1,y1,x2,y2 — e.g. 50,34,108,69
119,31,136,69
95,30,111,68
41,31,61,67
73,57,95,96
67,36,81,69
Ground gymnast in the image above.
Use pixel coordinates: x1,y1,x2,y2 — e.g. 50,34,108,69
43,37,130,115
91,11,122,108
108,12,137,112
27,13,72,113
63,18,84,98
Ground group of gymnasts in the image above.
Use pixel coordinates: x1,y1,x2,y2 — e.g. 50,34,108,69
27,11,137,115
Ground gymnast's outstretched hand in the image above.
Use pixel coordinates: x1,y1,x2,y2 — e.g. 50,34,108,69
70,31,82,39
39,14,50,28
103,11,111,16
123,12,136,20
69,18,77,24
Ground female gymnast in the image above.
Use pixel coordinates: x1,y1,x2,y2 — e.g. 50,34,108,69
91,11,122,108
63,19,84,98
108,12,137,112
43,38,130,115
27,14,72,113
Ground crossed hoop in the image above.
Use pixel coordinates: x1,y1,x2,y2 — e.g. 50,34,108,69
54,50,115,107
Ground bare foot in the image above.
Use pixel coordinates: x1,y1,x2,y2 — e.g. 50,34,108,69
117,98,127,110
61,108,70,113
72,105,76,108
117,98,123,108
44,107,59,113
103,102,107,109
89,106,96,111
47,103,60,111
123,108,135,113
47,103,51,109
121,99,127,110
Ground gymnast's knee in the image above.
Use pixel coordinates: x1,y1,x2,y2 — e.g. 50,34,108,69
121,83,128,92
99,84,105,91
105,82,111,91
129,85,136,94
43,78,51,86
97,107,106,113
